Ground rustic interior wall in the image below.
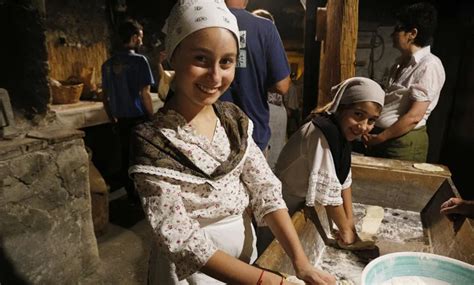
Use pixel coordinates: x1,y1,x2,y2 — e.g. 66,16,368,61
434,13,474,200
0,130,101,284
0,0,50,116
45,0,110,86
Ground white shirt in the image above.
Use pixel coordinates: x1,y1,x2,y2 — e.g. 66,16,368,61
377,46,445,129
276,121,352,207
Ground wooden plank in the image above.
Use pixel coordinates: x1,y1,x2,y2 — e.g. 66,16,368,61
351,165,446,212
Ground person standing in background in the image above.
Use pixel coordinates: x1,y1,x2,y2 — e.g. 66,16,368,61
363,2,445,162
102,19,155,202
222,0,291,153
286,72,303,137
252,8,288,168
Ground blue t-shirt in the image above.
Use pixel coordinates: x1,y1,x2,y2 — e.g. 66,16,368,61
101,51,155,118
221,8,290,150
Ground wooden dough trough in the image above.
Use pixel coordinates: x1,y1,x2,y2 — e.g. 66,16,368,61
256,156,473,282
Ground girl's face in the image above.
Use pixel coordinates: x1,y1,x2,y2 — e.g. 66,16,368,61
336,101,381,141
171,27,238,108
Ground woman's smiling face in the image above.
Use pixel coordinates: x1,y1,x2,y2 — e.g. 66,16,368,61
336,101,381,141
171,27,238,108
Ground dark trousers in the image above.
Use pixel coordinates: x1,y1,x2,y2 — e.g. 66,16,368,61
116,116,145,200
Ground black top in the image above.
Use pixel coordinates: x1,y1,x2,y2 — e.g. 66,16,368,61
312,114,352,185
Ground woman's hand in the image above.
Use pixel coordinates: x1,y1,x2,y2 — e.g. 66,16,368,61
294,262,336,285
362,133,384,146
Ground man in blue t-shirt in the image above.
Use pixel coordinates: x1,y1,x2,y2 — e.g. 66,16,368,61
102,19,155,202
222,0,291,151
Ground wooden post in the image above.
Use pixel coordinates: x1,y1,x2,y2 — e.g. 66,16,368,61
317,0,359,108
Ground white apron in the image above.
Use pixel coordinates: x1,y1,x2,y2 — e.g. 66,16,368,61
148,213,257,285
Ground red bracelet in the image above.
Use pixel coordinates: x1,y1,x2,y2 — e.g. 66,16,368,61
280,276,284,285
256,270,265,285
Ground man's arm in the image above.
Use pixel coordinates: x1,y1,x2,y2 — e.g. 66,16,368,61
101,90,117,123
364,100,430,146
140,85,154,120
268,76,291,95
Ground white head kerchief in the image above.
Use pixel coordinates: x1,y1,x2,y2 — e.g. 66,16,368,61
164,0,240,61
327,77,385,114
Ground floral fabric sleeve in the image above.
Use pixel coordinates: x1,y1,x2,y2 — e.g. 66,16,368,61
241,138,287,226
134,174,217,280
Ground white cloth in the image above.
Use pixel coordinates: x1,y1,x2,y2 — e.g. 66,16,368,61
376,46,445,129
327,77,385,114
148,214,257,285
164,0,240,60
275,121,352,207
130,109,286,280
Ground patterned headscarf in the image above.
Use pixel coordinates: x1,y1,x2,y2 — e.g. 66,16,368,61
327,77,385,114
164,0,240,61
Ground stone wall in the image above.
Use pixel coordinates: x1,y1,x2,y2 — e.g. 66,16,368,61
0,129,100,284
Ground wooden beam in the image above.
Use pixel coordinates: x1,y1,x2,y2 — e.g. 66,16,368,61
302,0,326,118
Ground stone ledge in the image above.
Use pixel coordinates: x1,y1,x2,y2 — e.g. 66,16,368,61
27,128,84,144
0,138,47,161
0,128,84,161
49,93,163,129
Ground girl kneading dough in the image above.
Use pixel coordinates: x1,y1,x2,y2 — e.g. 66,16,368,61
276,77,385,249
129,0,335,284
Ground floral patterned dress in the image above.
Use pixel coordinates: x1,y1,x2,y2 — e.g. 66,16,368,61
129,103,286,284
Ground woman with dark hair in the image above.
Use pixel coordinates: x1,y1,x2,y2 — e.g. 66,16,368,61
363,2,445,162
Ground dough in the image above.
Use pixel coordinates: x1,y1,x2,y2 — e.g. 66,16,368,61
360,206,384,238
413,163,444,172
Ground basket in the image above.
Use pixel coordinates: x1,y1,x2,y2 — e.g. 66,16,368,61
51,82,83,104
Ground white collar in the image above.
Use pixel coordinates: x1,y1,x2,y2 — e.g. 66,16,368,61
411,45,431,64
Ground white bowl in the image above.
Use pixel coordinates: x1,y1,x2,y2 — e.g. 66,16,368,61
361,252,474,285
